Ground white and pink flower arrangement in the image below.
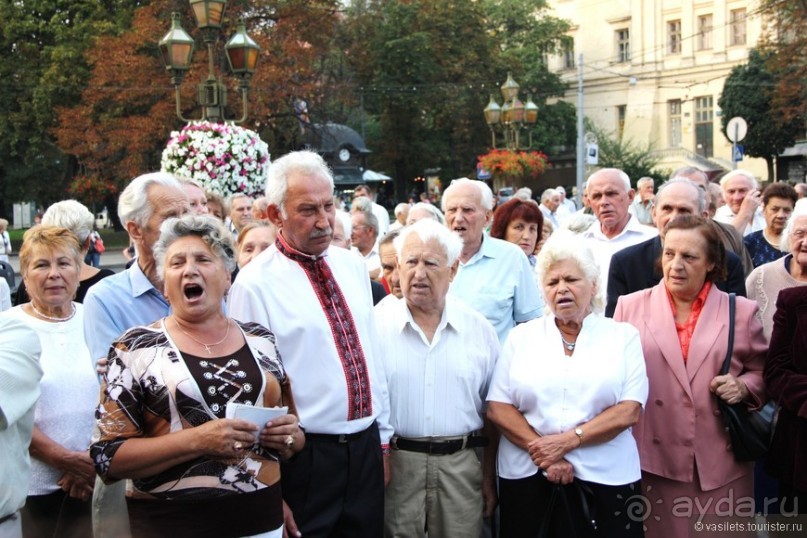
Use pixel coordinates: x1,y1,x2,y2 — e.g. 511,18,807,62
161,121,270,197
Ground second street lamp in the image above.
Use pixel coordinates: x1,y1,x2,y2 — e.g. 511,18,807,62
159,0,260,123
483,73,538,150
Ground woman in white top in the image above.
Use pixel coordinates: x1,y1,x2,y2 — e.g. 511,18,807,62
487,232,648,537
10,226,97,538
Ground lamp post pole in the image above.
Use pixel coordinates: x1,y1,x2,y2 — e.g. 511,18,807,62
159,0,261,124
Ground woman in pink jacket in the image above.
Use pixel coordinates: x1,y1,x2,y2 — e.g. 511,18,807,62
614,215,766,537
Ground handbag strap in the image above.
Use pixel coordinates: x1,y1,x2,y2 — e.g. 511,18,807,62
720,293,736,376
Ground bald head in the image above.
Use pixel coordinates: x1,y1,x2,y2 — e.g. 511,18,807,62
652,179,707,235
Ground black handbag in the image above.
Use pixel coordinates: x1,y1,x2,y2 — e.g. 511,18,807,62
717,293,776,462
537,479,597,538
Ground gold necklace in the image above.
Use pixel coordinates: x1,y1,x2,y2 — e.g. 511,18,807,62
173,318,231,355
30,302,76,322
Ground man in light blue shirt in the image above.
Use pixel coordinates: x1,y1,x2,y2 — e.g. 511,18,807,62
82,172,189,538
443,178,543,343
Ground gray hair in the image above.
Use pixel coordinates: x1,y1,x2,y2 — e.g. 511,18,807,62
394,218,463,267
535,230,605,314
394,203,410,217
153,214,236,277
515,187,533,200
351,196,373,214
589,168,631,191
334,210,352,237
656,178,706,214
779,199,807,253
670,166,707,182
379,228,401,248
176,176,205,191
265,150,334,215
355,208,379,237
408,202,446,225
560,212,596,234
719,169,759,190
41,199,95,244
636,177,654,188
541,188,559,203
119,172,183,228
442,178,494,211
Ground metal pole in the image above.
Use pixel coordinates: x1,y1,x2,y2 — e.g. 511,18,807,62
576,54,584,208
732,123,738,170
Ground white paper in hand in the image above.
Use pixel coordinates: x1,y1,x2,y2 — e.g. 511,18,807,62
225,404,288,441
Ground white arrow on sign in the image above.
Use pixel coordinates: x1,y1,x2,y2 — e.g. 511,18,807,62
726,117,748,143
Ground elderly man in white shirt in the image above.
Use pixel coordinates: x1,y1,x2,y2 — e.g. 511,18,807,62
714,169,766,236
376,219,499,538
0,317,42,538
442,178,543,343
581,168,657,290
229,150,392,538
539,188,561,230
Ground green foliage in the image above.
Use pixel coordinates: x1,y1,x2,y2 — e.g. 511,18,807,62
333,0,575,199
0,0,140,210
718,48,804,180
585,121,667,184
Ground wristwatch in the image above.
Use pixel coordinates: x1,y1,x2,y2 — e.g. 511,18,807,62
574,427,584,446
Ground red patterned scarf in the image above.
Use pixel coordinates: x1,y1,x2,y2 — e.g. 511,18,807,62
276,234,372,420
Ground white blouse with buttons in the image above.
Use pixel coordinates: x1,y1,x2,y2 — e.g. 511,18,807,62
487,312,648,484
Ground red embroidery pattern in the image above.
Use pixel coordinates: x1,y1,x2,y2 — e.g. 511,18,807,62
276,235,372,420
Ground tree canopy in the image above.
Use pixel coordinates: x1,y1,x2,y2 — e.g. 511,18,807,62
2,0,578,214
718,48,804,180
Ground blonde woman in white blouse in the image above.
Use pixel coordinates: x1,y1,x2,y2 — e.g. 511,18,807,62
487,232,648,537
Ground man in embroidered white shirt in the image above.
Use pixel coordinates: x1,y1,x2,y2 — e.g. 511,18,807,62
376,219,499,538
229,150,392,538
581,168,658,291
714,169,766,236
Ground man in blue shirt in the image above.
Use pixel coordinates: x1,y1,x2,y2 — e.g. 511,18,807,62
442,178,543,343
83,172,189,538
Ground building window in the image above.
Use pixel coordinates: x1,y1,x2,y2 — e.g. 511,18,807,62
730,9,747,46
669,100,682,147
616,29,630,63
698,15,713,50
617,105,626,139
694,96,714,158
668,20,681,54
563,48,575,69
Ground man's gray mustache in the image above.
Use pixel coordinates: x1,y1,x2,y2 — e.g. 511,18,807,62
310,228,332,239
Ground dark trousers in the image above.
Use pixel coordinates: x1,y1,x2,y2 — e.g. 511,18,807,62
498,472,644,538
20,490,91,538
281,422,384,538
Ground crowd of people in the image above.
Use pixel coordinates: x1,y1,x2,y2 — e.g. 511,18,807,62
1,153,806,538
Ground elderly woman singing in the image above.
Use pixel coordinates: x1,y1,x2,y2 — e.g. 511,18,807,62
487,232,648,537
91,215,303,538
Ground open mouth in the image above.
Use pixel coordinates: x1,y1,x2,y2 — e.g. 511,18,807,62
184,283,204,300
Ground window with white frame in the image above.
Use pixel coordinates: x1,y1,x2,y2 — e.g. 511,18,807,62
730,9,747,46
668,20,681,54
616,29,630,63
698,15,713,50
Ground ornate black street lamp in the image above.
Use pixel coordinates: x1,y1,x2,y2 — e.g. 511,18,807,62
159,0,260,123
483,73,538,150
